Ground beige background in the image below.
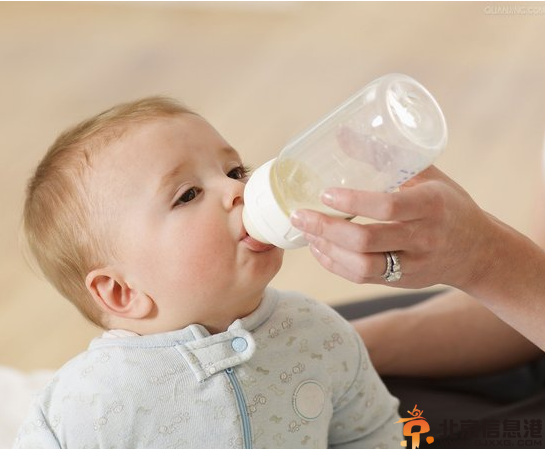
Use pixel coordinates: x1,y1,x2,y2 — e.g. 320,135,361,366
1,2,545,371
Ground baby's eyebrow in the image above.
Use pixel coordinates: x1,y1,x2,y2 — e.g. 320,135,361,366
156,146,240,196
157,162,187,196
221,146,240,159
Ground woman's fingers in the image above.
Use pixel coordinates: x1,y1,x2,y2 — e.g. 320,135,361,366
321,183,441,224
306,237,423,287
318,165,449,221
294,212,423,253
305,239,391,284
289,163,488,289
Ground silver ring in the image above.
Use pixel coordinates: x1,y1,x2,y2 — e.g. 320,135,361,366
382,251,402,282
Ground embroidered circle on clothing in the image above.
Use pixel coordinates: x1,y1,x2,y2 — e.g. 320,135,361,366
292,380,326,421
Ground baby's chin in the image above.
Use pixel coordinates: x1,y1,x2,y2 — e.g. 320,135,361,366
248,253,283,287
260,248,284,278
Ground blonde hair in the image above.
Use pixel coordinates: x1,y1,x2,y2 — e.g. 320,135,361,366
22,96,195,327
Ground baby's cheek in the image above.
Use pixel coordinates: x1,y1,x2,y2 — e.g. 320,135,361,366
182,225,234,269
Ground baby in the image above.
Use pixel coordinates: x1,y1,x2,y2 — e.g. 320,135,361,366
15,97,401,448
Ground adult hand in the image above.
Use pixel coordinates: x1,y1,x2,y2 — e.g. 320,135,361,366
290,165,499,291
291,164,545,351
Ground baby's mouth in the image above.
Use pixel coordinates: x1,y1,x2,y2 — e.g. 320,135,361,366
240,227,276,252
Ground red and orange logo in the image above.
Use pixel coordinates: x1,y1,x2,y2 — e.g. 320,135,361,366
396,405,434,449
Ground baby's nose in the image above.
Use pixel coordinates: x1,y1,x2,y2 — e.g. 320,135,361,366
223,178,245,210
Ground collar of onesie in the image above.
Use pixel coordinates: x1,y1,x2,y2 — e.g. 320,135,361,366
89,288,279,382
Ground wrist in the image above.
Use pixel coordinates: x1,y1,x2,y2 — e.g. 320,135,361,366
460,212,543,302
451,211,507,293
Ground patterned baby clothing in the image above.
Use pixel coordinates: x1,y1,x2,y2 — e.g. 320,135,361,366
14,288,401,448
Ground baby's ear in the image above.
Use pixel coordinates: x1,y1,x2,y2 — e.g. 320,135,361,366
85,268,153,319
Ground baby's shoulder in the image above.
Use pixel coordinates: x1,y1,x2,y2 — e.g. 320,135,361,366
260,289,367,394
39,346,122,395
36,343,157,414
273,289,354,325
268,289,362,347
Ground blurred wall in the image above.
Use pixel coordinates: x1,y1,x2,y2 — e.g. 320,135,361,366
2,2,545,370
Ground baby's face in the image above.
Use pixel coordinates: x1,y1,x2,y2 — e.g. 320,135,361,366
93,114,283,333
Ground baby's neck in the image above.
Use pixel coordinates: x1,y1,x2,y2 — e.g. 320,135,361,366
101,329,140,339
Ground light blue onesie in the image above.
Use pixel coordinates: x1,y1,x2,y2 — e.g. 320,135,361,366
15,288,402,448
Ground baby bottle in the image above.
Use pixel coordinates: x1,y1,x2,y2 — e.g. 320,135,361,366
242,73,448,249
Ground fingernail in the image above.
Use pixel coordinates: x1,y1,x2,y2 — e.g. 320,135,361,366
322,191,335,205
290,211,306,229
309,244,321,256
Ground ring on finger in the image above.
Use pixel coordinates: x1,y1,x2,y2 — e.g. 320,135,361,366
382,251,402,282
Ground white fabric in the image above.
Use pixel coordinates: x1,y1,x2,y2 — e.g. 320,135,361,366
0,367,53,449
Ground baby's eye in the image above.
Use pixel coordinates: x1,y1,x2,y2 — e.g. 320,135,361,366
227,165,251,181
174,187,202,206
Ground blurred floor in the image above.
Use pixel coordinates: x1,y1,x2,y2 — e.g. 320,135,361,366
1,2,545,371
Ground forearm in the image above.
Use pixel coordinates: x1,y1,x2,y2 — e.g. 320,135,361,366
460,213,545,351
354,288,542,377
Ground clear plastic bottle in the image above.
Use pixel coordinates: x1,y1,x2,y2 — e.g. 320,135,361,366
243,73,448,249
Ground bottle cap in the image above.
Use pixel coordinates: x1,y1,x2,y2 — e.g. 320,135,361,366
242,159,307,249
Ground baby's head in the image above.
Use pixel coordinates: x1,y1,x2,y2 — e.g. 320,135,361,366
23,97,283,334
